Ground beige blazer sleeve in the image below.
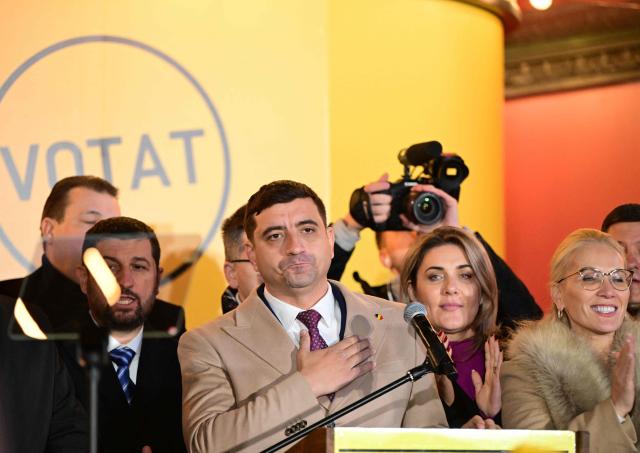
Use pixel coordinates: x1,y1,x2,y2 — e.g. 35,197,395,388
178,328,323,453
501,358,638,452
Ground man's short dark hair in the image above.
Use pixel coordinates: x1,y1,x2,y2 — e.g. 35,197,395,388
82,217,160,268
41,175,118,222
222,205,247,261
244,180,327,241
602,204,640,232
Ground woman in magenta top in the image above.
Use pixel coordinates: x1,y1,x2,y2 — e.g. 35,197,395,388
401,226,502,428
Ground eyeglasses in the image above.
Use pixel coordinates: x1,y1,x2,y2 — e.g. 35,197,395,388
555,267,634,291
229,259,251,264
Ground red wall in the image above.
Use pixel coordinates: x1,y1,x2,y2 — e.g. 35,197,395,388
504,81,640,312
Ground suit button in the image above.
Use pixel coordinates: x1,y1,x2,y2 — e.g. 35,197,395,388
301,420,307,428
285,428,292,436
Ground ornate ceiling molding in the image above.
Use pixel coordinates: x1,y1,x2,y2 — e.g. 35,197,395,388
506,32,640,98
504,0,640,99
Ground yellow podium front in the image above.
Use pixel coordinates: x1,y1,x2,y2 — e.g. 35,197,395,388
332,427,577,453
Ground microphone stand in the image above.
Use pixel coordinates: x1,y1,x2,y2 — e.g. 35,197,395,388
261,361,434,453
80,324,109,453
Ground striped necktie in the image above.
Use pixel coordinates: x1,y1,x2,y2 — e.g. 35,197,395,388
109,347,136,404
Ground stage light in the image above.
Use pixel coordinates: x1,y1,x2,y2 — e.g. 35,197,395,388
530,0,553,10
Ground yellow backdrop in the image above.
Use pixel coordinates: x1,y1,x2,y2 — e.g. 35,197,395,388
0,0,505,329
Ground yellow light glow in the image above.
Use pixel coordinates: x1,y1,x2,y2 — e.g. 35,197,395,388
13,297,47,340
530,0,553,10
83,247,121,306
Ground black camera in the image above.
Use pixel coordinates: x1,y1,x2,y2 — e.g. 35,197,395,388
349,141,469,231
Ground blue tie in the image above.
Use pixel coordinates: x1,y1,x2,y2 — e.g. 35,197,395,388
110,347,136,404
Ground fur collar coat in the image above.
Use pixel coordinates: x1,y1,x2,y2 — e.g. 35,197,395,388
502,316,640,450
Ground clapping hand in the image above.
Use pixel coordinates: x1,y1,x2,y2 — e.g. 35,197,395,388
473,336,503,418
611,334,636,418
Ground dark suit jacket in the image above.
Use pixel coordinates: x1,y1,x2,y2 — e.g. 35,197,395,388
0,296,88,453
89,329,186,453
0,256,187,453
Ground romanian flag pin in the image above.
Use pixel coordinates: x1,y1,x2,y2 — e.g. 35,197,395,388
374,313,383,320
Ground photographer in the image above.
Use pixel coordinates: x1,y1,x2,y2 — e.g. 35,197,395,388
328,144,542,332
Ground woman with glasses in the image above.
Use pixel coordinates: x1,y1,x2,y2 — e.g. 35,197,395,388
401,226,502,428
501,228,638,451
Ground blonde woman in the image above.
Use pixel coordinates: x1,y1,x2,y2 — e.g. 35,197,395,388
501,228,637,452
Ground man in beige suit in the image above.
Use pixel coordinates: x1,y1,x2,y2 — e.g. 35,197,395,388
179,180,447,452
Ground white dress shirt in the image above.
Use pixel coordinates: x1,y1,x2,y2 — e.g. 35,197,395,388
264,282,341,348
108,327,144,384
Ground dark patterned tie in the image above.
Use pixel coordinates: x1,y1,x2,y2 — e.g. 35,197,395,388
110,347,136,404
296,309,333,400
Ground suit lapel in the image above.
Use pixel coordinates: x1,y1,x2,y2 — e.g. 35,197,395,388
328,284,392,412
221,294,297,376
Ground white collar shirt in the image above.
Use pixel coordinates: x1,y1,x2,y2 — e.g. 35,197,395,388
264,282,341,348
107,326,144,384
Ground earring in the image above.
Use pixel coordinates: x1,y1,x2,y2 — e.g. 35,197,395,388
557,308,564,319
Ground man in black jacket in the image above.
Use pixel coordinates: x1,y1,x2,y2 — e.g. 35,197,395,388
0,295,87,452
0,176,185,452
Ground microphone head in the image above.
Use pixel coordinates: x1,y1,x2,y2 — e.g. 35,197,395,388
403,302,427,323
398,141,442,167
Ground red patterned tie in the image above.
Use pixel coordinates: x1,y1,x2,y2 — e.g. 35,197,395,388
297,309,328,351
296,309,333,400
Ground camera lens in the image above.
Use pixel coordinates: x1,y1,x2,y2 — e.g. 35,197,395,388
405,191,444,225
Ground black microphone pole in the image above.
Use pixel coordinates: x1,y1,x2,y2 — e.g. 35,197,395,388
260,361,433,453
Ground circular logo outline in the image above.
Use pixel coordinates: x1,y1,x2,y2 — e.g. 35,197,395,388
0,34,231,284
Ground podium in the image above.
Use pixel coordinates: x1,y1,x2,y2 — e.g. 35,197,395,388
285,427,589,453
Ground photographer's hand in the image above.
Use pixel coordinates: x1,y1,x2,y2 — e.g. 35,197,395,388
344,173,392,230
400,184,460,233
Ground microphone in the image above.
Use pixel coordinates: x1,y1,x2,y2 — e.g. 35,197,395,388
397,141,442,166
403,302,457,379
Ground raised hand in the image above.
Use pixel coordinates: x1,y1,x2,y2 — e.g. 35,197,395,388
345,173,392,230
472,336,503,418
611,334,636,418
297,332,375,398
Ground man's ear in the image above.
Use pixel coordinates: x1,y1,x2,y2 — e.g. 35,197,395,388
326,225,335,259
40,217,56,243
76,266,89,295
223,262,239,289
246,241,260,272
155,267,164,296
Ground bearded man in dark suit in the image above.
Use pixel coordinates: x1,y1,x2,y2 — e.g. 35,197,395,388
75,216,186,453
